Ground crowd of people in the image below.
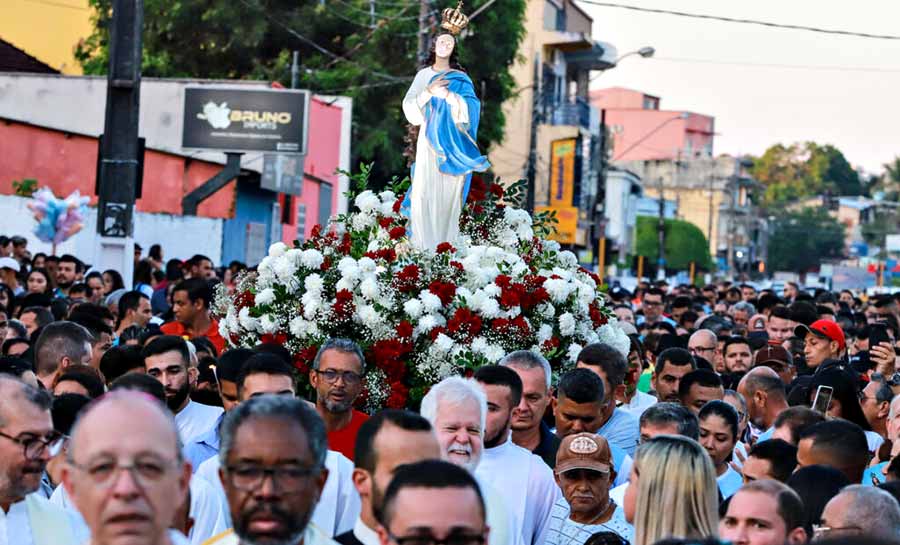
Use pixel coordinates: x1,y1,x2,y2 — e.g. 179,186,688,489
0,234,899,545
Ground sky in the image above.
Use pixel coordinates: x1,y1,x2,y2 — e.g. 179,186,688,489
578,0,900,174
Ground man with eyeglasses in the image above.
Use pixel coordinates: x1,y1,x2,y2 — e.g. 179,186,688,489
309,339,369,459
687,329,717,364
194,354,360,538
201,395,338,545
635,288,673,329
375,460,488,545
0,376,87,544
61,391,191,545
817,485,900,540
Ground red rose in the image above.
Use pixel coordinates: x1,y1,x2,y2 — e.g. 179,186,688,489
292,345,319,374
379,217,393,229
429,280,457,306
320,257,332,271
393,199,403,214
494,274,512,289
500,289,521,308
260,333,287,346
396,320,414,339
436,242,456,254
310,224,323,239
449,261,464,272
385,382,409,409
489,183,504,198
542,337,560,351
473,205,485,215
389,226,406,240
338,233,352,254
447,308,482,339
235,290,255,310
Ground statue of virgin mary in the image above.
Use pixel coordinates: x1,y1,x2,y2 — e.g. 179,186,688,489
401,1,490,250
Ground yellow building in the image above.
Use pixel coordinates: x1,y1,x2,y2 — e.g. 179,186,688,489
488,0,615,246
0,0,93,74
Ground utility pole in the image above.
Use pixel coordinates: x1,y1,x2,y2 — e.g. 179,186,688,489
417,0,431,65
291,51,300,89
525,55,540,212
656,176,665,281
95,0,143,286
726,160,739,280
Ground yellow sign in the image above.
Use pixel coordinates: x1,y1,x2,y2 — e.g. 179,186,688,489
549,139,577,207
536,205,579,245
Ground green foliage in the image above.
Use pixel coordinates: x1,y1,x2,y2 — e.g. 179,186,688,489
861,209,900,250
77,0,527,186
751,142,863,207
768,208,845,274
635,216,712,271
11,178,38,197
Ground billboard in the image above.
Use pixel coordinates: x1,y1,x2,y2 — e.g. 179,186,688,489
182,87,309,153
549,138,577,207
536,205,578,245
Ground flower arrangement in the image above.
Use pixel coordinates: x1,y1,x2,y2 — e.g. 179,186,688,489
214,166,629,410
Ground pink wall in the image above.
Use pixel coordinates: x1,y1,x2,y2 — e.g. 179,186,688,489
0,120,235,218
604,109,714,162
280,97,345,243
590,87,657,110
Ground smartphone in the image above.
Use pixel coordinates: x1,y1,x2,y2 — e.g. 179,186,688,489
869,323,891,350
812,385,834,414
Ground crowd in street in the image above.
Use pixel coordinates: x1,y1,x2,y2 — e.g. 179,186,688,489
0,232,899,545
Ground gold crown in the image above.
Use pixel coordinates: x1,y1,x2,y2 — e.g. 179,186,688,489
441,1,469,35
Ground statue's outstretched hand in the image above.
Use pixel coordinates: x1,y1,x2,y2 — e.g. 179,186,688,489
427,76,451,99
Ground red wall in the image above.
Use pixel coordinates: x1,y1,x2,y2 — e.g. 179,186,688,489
0,120,235,218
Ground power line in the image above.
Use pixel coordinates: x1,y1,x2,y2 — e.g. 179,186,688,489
576,1,900,40
649,56,900,74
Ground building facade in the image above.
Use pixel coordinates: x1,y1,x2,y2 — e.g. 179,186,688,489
489,0,616,248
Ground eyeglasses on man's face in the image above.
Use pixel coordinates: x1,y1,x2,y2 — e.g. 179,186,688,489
388,532,486,545
68,455,180,488
224,463,320,493
314,369,362,385
812,523,862,538
0,430,63,461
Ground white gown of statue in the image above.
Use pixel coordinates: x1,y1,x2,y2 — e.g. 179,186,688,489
402,66,471,250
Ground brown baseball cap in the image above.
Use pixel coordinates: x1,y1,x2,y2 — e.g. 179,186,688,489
555,433,612,475
753,344,793,367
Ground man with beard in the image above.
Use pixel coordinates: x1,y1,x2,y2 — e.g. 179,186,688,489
143,335,223,444
335,410,441,545
194,354,360,538
309,339,369,459
54,255,83,298
202,395,337,545
473,366,560,545
62,391,191,545
161,279,226,355
0,376,88,544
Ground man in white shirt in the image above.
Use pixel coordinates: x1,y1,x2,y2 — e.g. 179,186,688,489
143,335,223,444
473,366,561,545
335,410,441,545
420,376,523,545
574,344,640,456
202,396,339,545
194,354,359,537
62,391,191,545
0,376,87,545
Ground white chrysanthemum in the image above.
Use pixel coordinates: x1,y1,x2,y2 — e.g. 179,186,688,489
367,239,381,252
352,213,374,231
471,336,489,354
544,240,561,252
301,293,320,319
359,277,380,300
598,322,630,357
478,298,501,319
299,249,324,270
379,190,396,203
357,305,381,328
358,257,377,273
576,282,596,304
304,273,324,294
255,288,276,306
558,250,578,268
337,256,358,274
484,344,506,362
354,190,381,213
567,342,583,362
455,287,473,300
404,298,424,319
417,314,444,334
482,283,501,298
380,200,396,217
516,224,533,242
268,242,288,258
537,324,554,344
259,314,278,334
272,256,298,284
238,307,260,332
511,260,529,277
434,333,454,353
335,277,355,293
559,312,576,336
539,303,556,318
420,291,443,312
544,278,573,303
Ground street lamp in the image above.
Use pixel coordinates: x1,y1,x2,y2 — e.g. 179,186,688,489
590,46,655,82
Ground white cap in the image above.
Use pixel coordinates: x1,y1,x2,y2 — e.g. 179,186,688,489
0,257,20,273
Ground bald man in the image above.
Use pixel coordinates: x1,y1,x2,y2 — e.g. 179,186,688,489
0,376,87,544
738,367,789,441
62,392,193,545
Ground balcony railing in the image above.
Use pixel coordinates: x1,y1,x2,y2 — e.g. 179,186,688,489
545,97,591,129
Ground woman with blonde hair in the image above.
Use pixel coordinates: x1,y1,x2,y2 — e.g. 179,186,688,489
623,435,719,545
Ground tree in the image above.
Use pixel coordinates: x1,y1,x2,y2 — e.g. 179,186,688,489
635,216,712,271
767,208,845,274
76,0,527,184
751,142,862,207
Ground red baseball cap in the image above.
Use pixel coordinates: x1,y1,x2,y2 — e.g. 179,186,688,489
794,319,846,351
